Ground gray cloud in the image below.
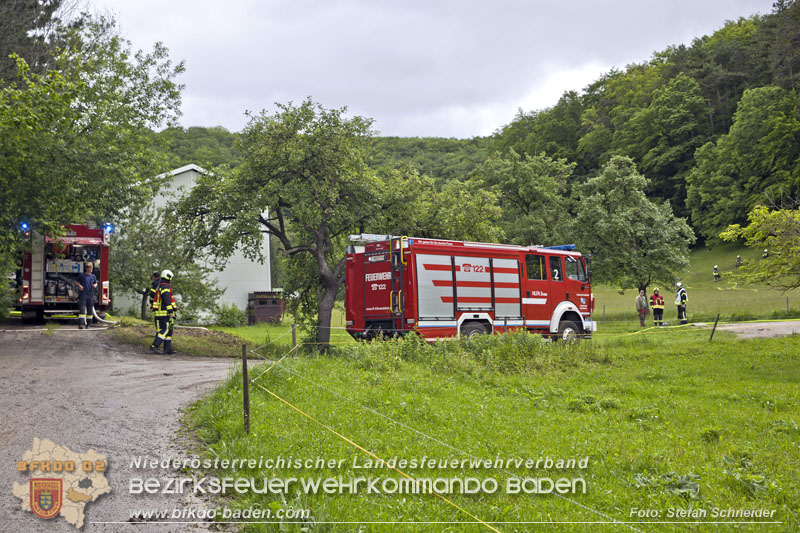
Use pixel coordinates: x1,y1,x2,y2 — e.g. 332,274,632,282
98,0,775,137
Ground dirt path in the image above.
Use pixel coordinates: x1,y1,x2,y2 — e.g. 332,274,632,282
0,326,238,532
714,319,800,338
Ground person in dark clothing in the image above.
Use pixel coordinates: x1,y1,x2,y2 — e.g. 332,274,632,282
75,262,97,329
148,271,160,328
150,269,177,354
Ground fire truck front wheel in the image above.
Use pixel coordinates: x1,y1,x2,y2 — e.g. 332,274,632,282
461,322,489,339
555,320,582,343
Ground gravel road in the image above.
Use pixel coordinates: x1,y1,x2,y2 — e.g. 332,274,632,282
0,326,239,532
714,319,800,338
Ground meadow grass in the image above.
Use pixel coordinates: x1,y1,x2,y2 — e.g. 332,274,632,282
186,329,800,532
590,243,799,325
215,306,356,350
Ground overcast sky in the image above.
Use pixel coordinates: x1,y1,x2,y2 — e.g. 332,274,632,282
93,0,775,138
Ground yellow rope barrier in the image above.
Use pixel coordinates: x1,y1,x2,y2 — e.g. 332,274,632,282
249,379,502,533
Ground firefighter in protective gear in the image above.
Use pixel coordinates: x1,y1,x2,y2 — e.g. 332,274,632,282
713,265,720,282
148,271,160,328
650,288,664,326
676,281,688,325
150,270,177,354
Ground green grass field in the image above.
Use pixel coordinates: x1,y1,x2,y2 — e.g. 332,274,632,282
589,244,799,325
186,329,799,532
215,306,354,351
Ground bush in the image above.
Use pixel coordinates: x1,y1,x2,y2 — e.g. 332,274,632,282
0,286,12,321
215,303,247,327
332,330,606,375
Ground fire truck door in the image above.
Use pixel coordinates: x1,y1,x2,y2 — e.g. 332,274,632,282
564,255,590,314
522,253,561,325
546,255,567,312
363,251,393,320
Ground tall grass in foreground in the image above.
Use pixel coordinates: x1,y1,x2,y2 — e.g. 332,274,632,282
187,330,800,532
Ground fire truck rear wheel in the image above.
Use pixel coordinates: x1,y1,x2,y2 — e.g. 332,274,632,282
462,322,488,339
555,320,581,342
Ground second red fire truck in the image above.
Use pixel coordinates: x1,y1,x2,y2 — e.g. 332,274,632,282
15,224,112,323
345,235,595,341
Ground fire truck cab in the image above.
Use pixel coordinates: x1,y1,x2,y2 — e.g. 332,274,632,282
345,235,595,341
15,224,112,322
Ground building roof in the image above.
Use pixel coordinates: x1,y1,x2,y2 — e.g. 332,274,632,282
155,163,208,180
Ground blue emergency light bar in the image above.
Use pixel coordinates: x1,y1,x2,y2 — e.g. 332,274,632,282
544,244,577,251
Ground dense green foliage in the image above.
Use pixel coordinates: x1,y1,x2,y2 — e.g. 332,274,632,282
575,156,696,291
473,150,573,246
688,87,800,239
110,205,222,321
721,206,800,291
158,125,242,169
373,166,503,243
0,0,70,83
491,1,800,241
369,136,489,183
177,100,380,346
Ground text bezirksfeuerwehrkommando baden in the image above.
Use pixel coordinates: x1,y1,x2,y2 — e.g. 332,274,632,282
129,475,587,495
128,455,590,496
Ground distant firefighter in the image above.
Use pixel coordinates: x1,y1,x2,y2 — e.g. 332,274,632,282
713,265,721,282
650,288,664,326
676,282,688,325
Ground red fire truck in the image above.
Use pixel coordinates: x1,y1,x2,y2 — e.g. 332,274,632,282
345,235,595,341
15,224,112,322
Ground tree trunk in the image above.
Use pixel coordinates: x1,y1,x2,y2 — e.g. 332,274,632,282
315,276,339,349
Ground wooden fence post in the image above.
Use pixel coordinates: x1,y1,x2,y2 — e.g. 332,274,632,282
242,344,250,435
709,314,720,343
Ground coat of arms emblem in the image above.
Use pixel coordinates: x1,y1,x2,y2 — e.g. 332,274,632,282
30,479,63,519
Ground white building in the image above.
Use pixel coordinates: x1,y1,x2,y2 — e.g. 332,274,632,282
114,164,272,314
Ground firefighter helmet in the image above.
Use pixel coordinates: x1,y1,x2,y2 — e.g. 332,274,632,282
676,281,682,288
653,287,659,293
161,269,174,281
